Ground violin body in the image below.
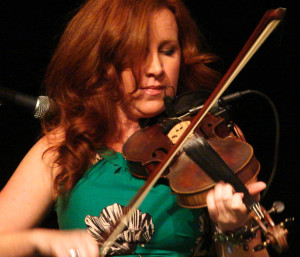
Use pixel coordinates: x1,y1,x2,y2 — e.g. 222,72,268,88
123,111,260,208
122,123,173,178
169,115,260,208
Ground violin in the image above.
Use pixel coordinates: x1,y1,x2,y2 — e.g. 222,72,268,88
100,7,292,256
123,90,259,209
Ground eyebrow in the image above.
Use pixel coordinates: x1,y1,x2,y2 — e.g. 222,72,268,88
159,40,180,46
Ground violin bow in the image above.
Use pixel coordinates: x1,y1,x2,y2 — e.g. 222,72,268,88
99,8,286,256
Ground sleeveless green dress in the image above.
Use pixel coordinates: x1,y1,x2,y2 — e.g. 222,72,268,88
56,151,210,256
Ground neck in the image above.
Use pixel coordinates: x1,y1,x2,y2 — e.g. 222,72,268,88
106,110,141,153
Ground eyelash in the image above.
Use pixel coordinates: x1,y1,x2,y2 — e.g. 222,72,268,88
160,48,175,56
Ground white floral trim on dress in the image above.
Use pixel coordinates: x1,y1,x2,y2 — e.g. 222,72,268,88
85,203,154,255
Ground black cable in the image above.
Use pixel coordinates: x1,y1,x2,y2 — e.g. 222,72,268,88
231,89,280,199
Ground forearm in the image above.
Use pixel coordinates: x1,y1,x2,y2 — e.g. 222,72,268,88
0,228,99,257
0,230,39,257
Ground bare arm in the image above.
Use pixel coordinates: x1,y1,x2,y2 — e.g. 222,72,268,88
0,135,58,231
0,133,101,256
0,229,99,257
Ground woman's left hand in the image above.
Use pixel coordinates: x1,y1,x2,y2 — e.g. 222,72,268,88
206,181,266,232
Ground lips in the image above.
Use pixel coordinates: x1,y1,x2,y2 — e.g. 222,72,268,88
141,85,166,96
142,85,165,89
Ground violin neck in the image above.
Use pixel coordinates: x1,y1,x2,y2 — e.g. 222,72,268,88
183,135,261,214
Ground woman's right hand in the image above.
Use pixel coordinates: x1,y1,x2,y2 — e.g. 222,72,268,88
0,229,99,257
31,229,99,257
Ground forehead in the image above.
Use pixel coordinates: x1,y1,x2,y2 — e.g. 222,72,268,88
149,8,178,41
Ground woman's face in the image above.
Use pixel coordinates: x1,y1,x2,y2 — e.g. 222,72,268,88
119,8,181,121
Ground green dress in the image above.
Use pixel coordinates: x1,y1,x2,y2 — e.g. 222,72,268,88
56,151,211,256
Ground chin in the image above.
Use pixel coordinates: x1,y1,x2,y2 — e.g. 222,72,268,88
139,101,165,118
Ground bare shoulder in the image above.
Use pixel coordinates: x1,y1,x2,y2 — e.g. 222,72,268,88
17,128,64,178
37,128,65,166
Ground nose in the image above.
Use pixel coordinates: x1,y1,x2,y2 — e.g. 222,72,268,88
145,52,164,78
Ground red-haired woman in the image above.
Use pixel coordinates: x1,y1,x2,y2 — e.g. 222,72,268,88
0,0,268,256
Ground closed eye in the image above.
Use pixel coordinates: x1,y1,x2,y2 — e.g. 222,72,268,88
159,40,180,57
160,48,175,56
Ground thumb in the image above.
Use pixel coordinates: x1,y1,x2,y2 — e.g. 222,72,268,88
247,181,266,201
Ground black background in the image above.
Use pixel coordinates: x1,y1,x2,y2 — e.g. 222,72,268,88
0,0,299,256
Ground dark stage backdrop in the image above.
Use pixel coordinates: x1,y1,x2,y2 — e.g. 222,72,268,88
0,0,299,256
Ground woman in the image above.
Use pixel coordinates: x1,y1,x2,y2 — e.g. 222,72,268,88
0,0,268,256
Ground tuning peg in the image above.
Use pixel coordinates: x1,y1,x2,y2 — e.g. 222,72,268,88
268,201,285,214
253,241,268,251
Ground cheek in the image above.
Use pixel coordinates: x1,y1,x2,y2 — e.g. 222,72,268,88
121,69,136,95
168,61,181,91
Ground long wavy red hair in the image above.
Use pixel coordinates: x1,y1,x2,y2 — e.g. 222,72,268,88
42,0,221,195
